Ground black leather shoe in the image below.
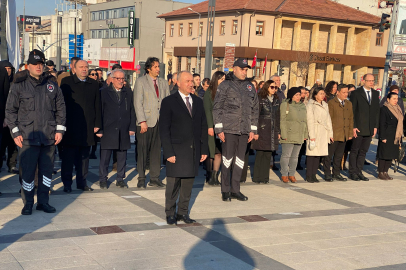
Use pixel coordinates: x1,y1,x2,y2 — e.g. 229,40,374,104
324,175,333,182
222,192,231,202
100,181,108,189
358,173,369,181
79,186,94,191
21,204,33,215
207,171,217,186
116,180,127,188
137,180,145,189
230,192,248,201
8,167,18,174
176,214,196,224
36,203,56,213
312,175,320,183
306,177,315,183
333,174,347,181
63,187,72,193
166,215,176,225
349,174,360,181
148,181,165,187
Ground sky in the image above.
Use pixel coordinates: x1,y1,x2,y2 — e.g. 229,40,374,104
14,0,201,17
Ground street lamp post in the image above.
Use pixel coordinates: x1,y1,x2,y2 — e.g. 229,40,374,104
188,8,201,74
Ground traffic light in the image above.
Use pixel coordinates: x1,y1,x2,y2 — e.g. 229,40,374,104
43,40,46,46
379,13,390,32
277,64,285,76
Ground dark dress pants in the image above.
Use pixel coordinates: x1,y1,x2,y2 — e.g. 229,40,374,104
253,150,272,182
306,156,321,177
136,124,161,182
221,134,248,193
0,128,18,169
61,146,91,189
165,177,194,216
349,136,372,175
378,159,392,172
99,149,127,183
323,141,346,176
240,142,251,182
19,144,54,205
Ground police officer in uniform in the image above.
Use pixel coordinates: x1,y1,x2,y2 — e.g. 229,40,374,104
6,50,66,215
213,58,259,202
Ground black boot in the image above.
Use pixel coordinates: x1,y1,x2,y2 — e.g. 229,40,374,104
207,171,217,186
21,204,33,215
213,171,221,185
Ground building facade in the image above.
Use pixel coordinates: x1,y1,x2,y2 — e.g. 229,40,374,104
82,0,190,85
160,0,388,89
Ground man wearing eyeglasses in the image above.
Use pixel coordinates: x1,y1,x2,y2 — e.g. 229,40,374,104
60,60,102,192
348,73,380,181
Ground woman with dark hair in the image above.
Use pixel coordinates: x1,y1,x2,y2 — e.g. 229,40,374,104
347,84,356,93
252,80,280,183
324,81,338,101
279,87,308,183
257,81,264,92
377,92,403,180
203,71,226,185
306,87,333,183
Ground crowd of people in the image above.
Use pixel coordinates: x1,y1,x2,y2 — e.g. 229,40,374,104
0,50,404,225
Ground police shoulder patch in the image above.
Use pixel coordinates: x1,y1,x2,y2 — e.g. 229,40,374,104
47,84,55,92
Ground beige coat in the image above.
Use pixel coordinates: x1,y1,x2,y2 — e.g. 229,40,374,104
306,99,333,156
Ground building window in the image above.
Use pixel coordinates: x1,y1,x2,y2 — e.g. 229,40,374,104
253,60,261,77
170,24,174,37
256,21,264,36
188,57,193,72
177,56,181,72
91,12,95,21
376,33,383,46
232,20,238,35
373,68,379,84
98,30,102,38
188,23,193,36
179,23,183,36
220,21,225,35
199,22,203,36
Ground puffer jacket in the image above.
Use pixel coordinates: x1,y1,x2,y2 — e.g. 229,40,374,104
5,72,66,146
213,72,259,135
252,95,280,151
280,100,308,144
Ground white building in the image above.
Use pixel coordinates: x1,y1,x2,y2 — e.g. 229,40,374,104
335,0,393,16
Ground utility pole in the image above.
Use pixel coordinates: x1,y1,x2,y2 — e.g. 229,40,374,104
204,0,215,79
56,15,62,70
0,0,8,60
188,8,201,74
22,0,25,62
32,23,36,51
381,0,399,99
74,0,77,57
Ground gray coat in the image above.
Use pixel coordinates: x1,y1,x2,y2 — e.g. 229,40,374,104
133,75,170,128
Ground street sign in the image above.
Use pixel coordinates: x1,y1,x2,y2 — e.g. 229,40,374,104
69,34,84,60
19,15,41,25
128,10,135,46
224,68,229,72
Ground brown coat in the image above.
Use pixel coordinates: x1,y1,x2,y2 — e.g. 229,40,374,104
57,71,72,86
328,96,354,142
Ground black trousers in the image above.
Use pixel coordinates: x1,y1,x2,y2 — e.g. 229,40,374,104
165,177,194,216
307,155,321,177
221,133,248,193
298,141,306,165
20,144,54,205
0,127,18,169
349,136,372,175
99,149,127,182
378,159,392,172
240,142,251,182
136,124,161,182
253,150,272,183
323,141,346,176
61,146,91,189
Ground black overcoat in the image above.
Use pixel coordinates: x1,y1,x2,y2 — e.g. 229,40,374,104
252,96,280,151
61,75,102,146
99,85,136,150
349,87,380,137
159,92,208,178
377,106,400,160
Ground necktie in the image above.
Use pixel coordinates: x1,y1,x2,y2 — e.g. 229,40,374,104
366,91,370,104
342,101,344,107
153,80,159,98
185,97,192,116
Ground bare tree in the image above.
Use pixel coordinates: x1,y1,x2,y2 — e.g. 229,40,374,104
291,51,312,85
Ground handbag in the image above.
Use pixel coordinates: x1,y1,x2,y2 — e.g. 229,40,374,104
394,142,406,172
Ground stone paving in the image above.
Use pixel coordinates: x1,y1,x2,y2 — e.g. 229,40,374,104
1,140,406,269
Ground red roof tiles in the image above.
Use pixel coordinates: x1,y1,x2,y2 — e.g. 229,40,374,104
159,0,380,25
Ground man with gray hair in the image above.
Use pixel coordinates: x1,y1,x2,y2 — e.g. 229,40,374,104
270,75,285,102
60,60,102,192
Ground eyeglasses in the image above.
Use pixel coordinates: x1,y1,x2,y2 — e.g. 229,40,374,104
90,73,97,76
269,86,277,89
113,77,125,81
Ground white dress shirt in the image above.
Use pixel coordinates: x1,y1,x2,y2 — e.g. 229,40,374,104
178,91,193,107
363,87,372,103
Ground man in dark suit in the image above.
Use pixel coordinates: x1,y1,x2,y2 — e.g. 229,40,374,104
97,69,136,189
159,71,208,225
60,60,102,192
349,73,380,181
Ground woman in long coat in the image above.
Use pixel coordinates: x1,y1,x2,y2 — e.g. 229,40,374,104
252,80,280,183
306,87,333,183
203,71,225,185
377,92,403,180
